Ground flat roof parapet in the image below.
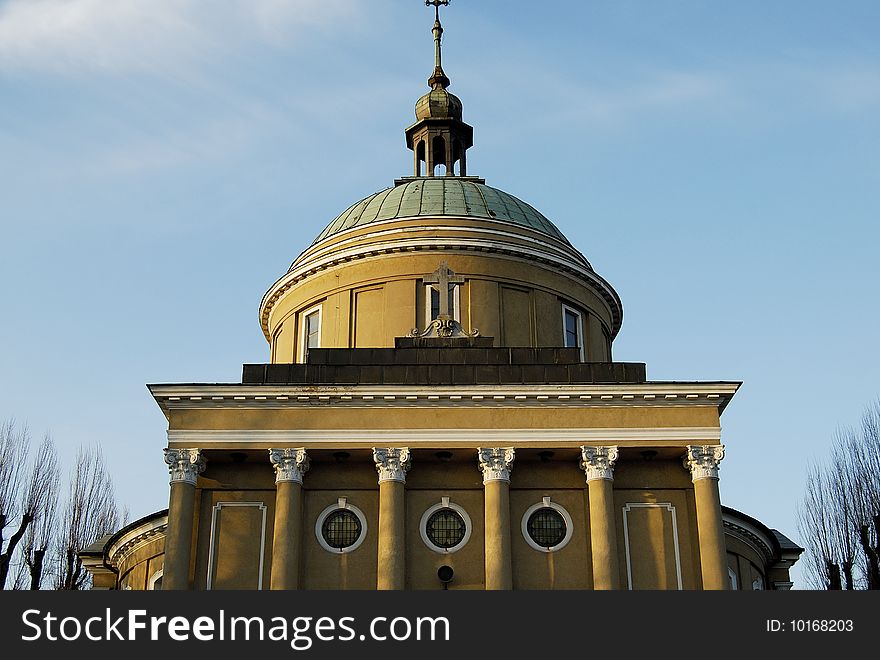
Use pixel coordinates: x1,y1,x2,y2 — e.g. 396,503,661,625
242,349,646,386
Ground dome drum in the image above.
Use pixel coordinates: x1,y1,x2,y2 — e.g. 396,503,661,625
262,250,617,366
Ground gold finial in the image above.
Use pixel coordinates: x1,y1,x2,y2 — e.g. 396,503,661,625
426,1,451,89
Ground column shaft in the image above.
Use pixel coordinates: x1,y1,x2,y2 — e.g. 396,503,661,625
162,448,205,591
163,481,197,590
694,477,729,590
373,447,410,591
484,479,512,590
377,480,406,590
581,446,620,590
270,481,304,590
587,478,620,590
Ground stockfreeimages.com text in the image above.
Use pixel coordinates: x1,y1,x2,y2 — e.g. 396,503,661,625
21,608,450,650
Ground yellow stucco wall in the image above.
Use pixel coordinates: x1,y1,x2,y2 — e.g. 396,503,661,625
302,488,379,589
166,453,705,590
117,537,165,591
105,451,794,591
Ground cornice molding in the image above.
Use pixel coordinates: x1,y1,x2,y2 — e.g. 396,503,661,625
106,515,169,567
297,222,591,274
722,515,776,565
150,382,740,413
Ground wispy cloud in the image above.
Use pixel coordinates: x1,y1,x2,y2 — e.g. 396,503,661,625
473,54,880,139
793,67,880,112
575,71,729,121
465,61,732,132
0,0,363,75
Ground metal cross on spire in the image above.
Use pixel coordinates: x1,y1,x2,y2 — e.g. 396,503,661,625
426,0,450,22
425,0,451,89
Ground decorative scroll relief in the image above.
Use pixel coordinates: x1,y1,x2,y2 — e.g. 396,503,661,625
580,445,619,482
683,444,725,482
373,447,412,483
269,448,310,484
478,447,515,483
163,448,206,485
408,317,480,339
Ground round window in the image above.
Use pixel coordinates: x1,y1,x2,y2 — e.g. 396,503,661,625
527,508,566,548
426,508,467,549
420,500,472,554
315,502,367,553
322,509,361,549
521,500,573,553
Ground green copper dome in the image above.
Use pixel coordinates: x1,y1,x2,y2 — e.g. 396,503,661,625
312,178,570,245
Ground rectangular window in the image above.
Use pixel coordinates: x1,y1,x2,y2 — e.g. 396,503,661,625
306,312,320,348
425,284,460,326
298,304,322,362
561,304,584,360
564,310,579,347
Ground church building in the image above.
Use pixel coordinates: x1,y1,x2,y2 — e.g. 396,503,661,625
82,4,802,591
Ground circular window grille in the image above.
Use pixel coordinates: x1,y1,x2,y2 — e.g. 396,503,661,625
420,500,472,554
521,500,573,553
321,509,362,550
426,508,467,549
526,507,567,549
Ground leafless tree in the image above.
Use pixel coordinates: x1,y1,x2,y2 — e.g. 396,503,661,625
798,401,880,589
0,423,59,590
853,404,880,587
55,446,121,590
1,419,124,590
20,435,61,590
0,420,30,589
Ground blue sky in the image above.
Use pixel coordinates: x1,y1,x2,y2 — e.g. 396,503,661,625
1,0,878,589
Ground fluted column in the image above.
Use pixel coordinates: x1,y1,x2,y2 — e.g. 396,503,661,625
478,447,515,590
162,448,206,590
269,448,309,590
580,446,621,590
684,445,728,590
373,447,411,590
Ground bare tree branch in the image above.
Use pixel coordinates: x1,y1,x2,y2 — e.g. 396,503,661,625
0,420,32,589
55,446,120,591
798,461,838,589
799,400,880,590
20,435,60,590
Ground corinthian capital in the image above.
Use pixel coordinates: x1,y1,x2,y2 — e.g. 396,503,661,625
477,447,515,484
164,448,206,485
373,447,412,483
580,445,619,482
269,448,310,484
683,445,725,481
